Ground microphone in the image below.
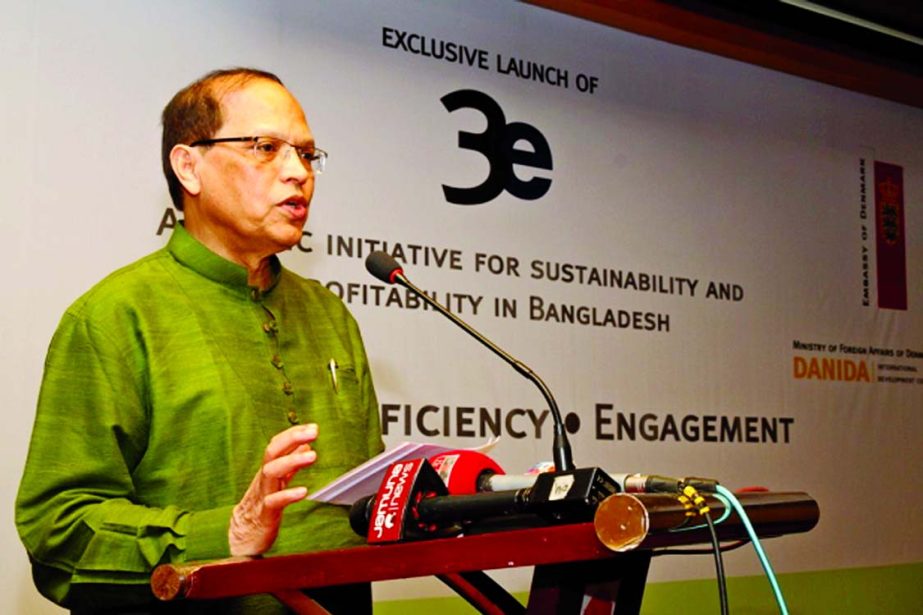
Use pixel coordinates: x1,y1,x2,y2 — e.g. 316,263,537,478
429,450,503,495
350,490,534,539
430,449,553,493
365,251,575,473
365,251,405,285
427,449,717,496
349,457,619,541
348,457,536,542
480,473,546,492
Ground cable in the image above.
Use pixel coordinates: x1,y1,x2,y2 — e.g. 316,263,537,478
669,491,733,532
678,485,729,615
704,509,729,615
716,485,790,615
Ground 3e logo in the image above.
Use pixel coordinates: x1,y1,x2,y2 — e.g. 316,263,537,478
441,89,552,205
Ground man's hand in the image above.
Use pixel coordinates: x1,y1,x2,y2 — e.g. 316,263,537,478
229,423,318,557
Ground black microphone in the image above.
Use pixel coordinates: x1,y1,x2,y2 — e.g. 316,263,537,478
349,488,533,537
348,460,617,540
366,250,406,285
427,450,714,495
348,457,537,541
365,250,575,473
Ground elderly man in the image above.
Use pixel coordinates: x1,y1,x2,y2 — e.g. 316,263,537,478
16,68,383,613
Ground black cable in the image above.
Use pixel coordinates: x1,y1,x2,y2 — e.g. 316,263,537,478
705,512,730,615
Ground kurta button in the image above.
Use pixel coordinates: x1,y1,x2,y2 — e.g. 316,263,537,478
287,410,299,425
250,288,261,302
262,322,277,335
282,382,294,395
271,355,284,369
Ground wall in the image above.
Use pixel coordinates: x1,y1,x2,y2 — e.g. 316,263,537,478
2,1,920,612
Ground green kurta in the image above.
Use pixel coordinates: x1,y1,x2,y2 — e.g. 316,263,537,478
16,225,383,612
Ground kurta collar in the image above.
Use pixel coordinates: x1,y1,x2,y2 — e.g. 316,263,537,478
167,224,282,299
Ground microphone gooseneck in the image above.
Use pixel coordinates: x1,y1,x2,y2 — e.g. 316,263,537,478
365,250,575,472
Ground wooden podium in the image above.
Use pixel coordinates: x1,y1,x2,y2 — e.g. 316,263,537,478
152,491,818,614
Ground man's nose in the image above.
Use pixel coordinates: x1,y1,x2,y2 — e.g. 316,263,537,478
279,145,311,183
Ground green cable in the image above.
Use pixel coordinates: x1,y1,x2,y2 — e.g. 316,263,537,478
716,485,789,615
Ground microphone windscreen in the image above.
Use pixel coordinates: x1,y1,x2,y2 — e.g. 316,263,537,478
430,450,504,495
348,494,375,536
365,251,403,284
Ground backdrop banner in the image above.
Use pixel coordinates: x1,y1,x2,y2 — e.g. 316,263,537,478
2,1,921,612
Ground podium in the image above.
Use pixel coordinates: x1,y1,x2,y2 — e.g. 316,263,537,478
152,491,818,614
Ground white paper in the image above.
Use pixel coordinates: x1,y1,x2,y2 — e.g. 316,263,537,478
309,438,499,505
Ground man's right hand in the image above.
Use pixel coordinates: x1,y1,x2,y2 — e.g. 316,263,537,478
228,423,319,557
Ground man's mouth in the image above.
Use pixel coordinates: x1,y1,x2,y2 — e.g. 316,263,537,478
279,197,308,220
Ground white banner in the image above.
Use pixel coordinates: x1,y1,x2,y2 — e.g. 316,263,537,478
2,1,921,611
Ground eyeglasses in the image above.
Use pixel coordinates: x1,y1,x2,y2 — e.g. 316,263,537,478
190,136,327,174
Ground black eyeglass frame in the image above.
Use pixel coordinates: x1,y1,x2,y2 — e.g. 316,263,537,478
189,136,327,172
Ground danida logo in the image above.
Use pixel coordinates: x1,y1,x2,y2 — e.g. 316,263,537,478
441,89,553,205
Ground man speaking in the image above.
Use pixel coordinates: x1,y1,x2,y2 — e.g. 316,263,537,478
16,68,383,613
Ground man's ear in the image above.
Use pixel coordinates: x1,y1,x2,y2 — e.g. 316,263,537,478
170,144,202,198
